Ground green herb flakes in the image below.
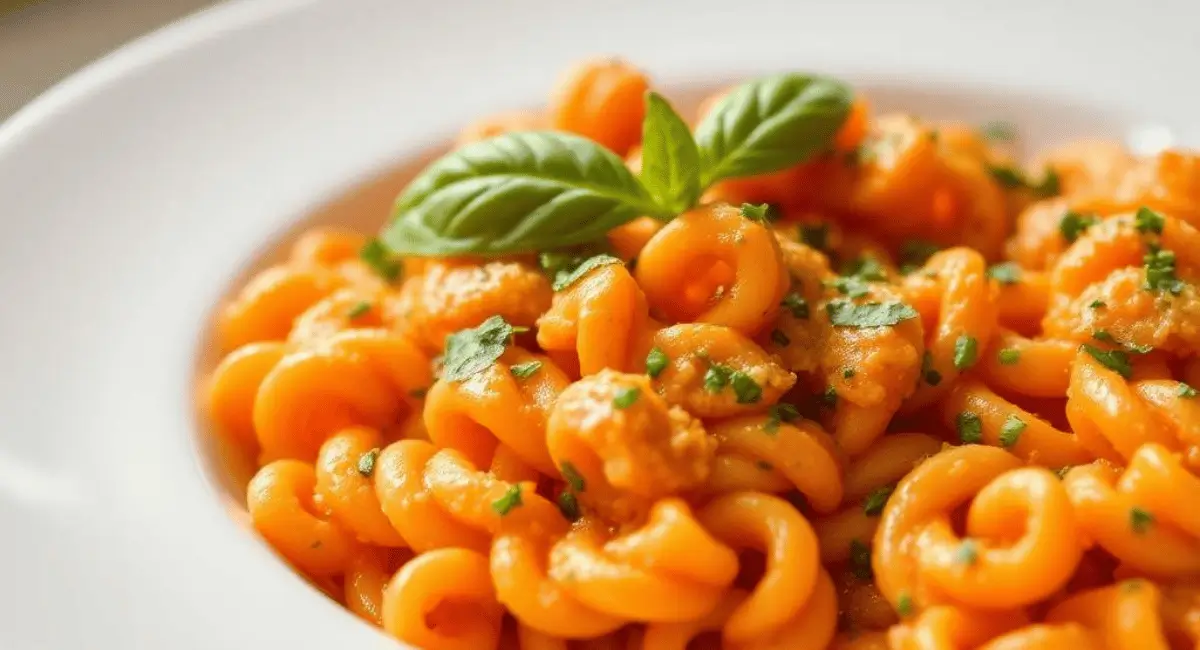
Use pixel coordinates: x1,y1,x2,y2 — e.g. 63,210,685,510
998,348,1021,365
509,360,542,380
863,485,894,516
1081,343,1133,379
492,484,523,516
953,335,979,370
826,301,920,328
613,386,640,409
645,347,669,378
999,414,1026,448
957,411,983,443
442,316,518,381
357,448,380,478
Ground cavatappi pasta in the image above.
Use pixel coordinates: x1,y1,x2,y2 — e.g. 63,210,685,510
207,57,1200,649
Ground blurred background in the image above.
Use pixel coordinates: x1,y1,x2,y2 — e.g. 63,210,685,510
1,0,215,118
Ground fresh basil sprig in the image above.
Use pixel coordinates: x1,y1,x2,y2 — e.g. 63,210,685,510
693,73,852,186
382,72,853,256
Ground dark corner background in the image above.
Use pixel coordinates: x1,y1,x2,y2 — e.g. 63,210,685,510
0,0,217,119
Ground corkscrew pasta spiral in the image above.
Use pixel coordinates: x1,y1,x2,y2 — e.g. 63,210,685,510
205,57,1200,650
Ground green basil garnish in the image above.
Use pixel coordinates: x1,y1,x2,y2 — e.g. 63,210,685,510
381,73,852,257
694,74,852,186
639,92,701,214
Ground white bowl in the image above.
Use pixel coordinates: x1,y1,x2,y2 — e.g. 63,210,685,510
1,1,1197,648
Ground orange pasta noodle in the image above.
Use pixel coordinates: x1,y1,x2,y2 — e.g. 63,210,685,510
901,248,998,413
545,370,715,524
537,261,656,375
887,606,1028,650
830,631,890,650
874,445,1082,613
286,286,389,344
702,415,843,513
314,426,407,546
218,263,345,350
246,459,360,578
387,260,553,353
975,331,1075,398
253,327,430,462
381,547,505,650
1065,351,1185,464
940,378,1090,467
424,346,570,476
549,58,648,156
207,340,285,450
821,283,925,456
635,203,789,337
1063,444,1200,578
814,433,942,565
694,492,829,646
344,546,411,626
547,500,738,624
1043,579,1171,649
645,323,795,420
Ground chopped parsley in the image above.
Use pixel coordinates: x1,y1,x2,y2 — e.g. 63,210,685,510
826,300,920,328
560,462,586,492
896,592,915,618
863,485,894,516
849,540,873,580
557,491,580,521
1089,299,1107,309
346,300,372,319
831,275,870,299
1059,211,1099,243
998,348,1021,365
441,316,518,381
1129,506,1155,534
645,347,669,378
800,222,830,251
731,372,763,404
764,403,800,434
999,414,1026,448
356,448,380,478
843,367,857,379
491,484,523,516
956,539,979,566
770,329,791,347
704,363,733,392
781,292,810,319
612,386,640,409
921,351,942,386
509,360,542,380
1180,383,1198,399
551,254,623,291
832,257,887,298
956,411,983,443
1135,206,1166,234
953,335,979,370
1092,329,1116,344
1081,343,1132,379
1144,248,1186,295
821,386,839,409
359,238,402,282
739,202,773,222
986,262,1022,285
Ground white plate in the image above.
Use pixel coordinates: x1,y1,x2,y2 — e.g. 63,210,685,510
1,1,1197,648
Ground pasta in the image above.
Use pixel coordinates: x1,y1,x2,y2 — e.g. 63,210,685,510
205,56,1200,649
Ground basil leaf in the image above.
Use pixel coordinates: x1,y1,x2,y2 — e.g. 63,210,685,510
694,73,853,186
383,132,666,256
639,92,701,215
